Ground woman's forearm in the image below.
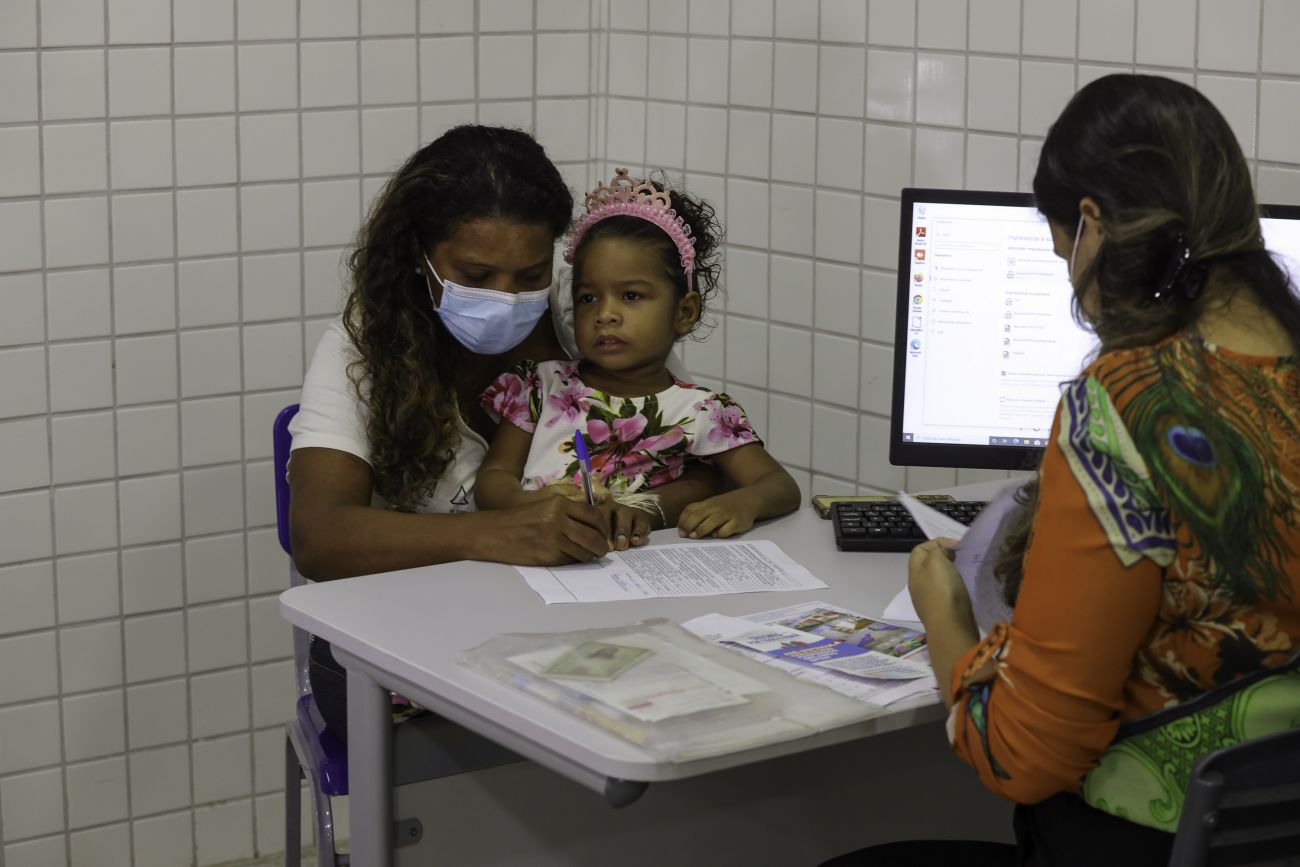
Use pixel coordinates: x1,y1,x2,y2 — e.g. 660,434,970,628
922,600,980,709
292,505,498,580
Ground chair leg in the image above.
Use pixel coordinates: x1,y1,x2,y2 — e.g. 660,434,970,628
285,733,303,867
315,789,339,867
287,720,343,867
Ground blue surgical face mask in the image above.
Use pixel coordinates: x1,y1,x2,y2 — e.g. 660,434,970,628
422,255,550,355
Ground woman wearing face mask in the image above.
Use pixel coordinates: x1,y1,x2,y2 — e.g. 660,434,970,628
288,126,717,738
822,74,1300,866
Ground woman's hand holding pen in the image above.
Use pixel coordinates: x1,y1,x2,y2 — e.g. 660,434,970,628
543,476,652,551
480,497,611,566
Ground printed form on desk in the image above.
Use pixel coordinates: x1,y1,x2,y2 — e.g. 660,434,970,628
516,539,827,605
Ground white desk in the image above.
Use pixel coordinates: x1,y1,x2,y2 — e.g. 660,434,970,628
280,488,1006,866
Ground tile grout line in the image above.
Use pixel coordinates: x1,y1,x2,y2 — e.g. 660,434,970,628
114,0,160,856
237,4,262,853
32,0,65,860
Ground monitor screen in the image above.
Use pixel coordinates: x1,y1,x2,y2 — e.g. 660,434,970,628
889,189,1300,471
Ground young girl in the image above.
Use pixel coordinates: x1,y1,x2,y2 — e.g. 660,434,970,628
476,169,800,549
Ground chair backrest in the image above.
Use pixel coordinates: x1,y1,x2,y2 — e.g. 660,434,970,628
272,403,300,556
272,404,312,697
1169,725,1300,866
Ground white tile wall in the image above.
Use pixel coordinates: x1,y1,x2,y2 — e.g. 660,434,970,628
2,0,1294,863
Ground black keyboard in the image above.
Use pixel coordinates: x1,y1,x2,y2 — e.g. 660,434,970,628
831,499,987,552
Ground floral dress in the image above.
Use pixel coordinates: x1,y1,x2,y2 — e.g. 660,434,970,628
480,360,761,492
947,335,1300,832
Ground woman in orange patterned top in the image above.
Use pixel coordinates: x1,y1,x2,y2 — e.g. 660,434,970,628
822,74,1300,867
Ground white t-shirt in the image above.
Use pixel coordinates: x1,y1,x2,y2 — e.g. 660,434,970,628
288,320,487,513
288,273,579,514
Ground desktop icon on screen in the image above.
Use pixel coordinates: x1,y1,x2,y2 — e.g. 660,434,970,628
913,294,923,305
915,226,927,238
914,249,926,262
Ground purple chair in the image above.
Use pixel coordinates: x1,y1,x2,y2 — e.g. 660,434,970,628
274,404,524,864
275,404,348,867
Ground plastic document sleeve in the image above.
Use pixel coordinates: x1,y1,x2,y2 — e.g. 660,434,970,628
460,618,884,763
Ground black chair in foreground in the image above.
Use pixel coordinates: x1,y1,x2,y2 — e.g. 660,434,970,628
1169,725,1300,866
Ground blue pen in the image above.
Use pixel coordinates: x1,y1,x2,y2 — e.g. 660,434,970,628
573,429,596,505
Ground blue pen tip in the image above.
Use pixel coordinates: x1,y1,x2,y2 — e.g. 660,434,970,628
574,429,589,463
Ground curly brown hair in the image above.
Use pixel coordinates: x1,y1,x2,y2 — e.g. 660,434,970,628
993,74,1300,606
342,125,573,510
569,173,724,337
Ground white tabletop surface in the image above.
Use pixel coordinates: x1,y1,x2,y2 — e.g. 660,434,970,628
279,485,1009,784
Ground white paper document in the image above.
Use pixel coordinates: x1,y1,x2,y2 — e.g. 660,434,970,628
516,540,828,604
952,487,1019,633
884,482,1023,630
897,491,969,541
883,585,921,622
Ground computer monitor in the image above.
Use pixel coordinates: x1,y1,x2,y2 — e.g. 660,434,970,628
888,189,1300,471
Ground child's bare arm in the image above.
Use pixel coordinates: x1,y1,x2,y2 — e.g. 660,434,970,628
475,423,581,509
677,444,800,538
643,462,723,527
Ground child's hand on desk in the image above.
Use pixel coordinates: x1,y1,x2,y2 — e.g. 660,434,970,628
677,494,759,539
597,500,655,551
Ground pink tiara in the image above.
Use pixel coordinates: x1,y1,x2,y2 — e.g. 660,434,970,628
563,168,696,292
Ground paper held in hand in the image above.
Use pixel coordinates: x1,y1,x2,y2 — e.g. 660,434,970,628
884,484,1021,631
896,491,969,541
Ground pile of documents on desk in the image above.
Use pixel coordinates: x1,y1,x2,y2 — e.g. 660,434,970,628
461,618,883,761
683,601,938,708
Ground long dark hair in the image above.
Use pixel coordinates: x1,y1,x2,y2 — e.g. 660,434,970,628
570,174,723,337
343,125,574,510
995,74,1300,604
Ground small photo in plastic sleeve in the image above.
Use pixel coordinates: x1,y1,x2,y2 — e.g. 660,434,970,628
543,641,653,681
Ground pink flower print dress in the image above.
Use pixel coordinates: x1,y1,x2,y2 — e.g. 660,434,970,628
481,360,761,492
